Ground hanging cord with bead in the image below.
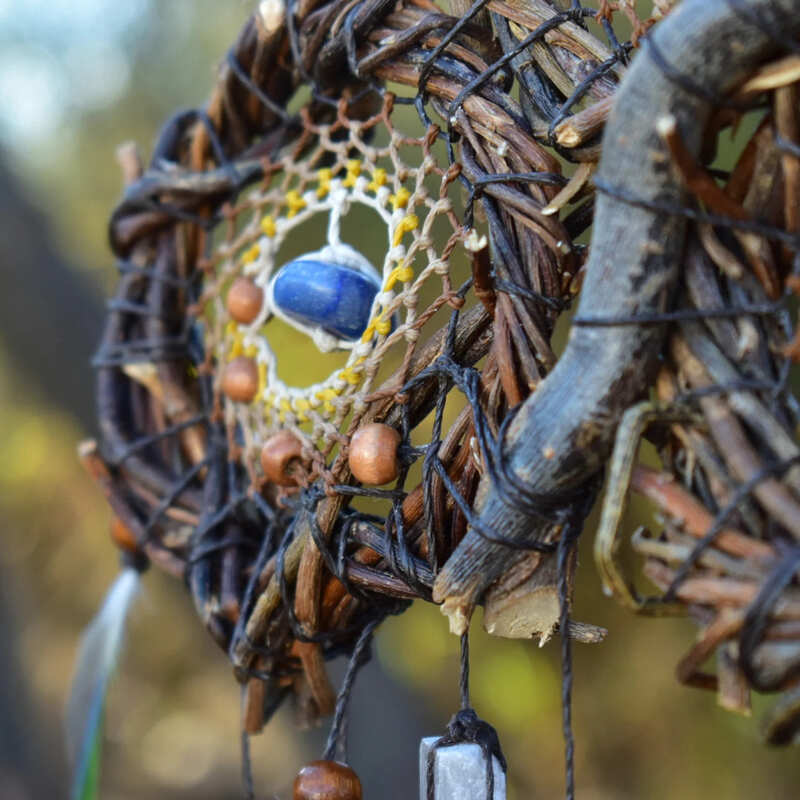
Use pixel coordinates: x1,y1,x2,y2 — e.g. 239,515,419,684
323,617,381,763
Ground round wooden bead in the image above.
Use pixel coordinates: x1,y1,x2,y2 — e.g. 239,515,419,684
293,761,362,800
109,517,138,553
226,277,264,324
221,356,259,403
260,431,304,486
348,423,401,485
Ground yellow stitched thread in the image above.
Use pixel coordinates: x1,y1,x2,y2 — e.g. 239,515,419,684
367,167,388,192
257,362,267,399
342,159,362,188
374,315,392,336
316,387,338,414
228,332,244,359
263,392,276,419
392,213,419,247
260,215,276,237
317,168,333,198
293,396,311,423
278,396,293,423
360,321,375,342
389,186,411,210
242,243,261,263
286,189,307,217
339,365,363,386
243,344,258,359
384,263,414,291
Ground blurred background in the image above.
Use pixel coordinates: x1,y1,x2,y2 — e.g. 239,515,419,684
1,1,800,798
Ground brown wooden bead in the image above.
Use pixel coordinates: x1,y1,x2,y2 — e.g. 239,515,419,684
348,423,401,485
293,761,362,800
226,277,264,324
110,517,138,553
221,356,259,403
260,431,304,486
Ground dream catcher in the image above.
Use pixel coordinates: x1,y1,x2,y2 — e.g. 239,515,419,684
68,0,800,798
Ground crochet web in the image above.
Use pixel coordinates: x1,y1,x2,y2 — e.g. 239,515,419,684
199,100,467,472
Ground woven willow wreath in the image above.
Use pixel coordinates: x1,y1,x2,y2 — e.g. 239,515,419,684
70,0,800,797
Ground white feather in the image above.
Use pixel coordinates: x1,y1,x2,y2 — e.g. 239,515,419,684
65,568,141,796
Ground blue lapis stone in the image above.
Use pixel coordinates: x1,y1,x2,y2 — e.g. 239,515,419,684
271,259,380,342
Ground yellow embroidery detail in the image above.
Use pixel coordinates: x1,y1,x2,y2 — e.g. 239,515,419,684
339,365,363,386
286,189,307,217
242,243,261,264
361,321,375,342
316,387,339,414
316,168,333,197
384,263,414,291
389,186,411,210
342,159,362,188
277,396,292,422
228,332,244,359
257,362,267,399
293,396,311,422
374,315,392,336
367,168,388,192
260,215,276,237
392,213,419,247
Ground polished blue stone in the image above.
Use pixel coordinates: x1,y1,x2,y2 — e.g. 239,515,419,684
271,259,380,341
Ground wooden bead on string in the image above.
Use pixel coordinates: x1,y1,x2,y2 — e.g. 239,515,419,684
260,431,304,486
110,517,138,553
221,356,259,403
293,760,362,800
348,423,401,485
226,276,264,324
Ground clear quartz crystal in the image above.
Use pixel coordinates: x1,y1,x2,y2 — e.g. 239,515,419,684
419,738,506,800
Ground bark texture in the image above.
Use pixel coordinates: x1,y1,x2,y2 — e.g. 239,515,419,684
434,0,800,619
